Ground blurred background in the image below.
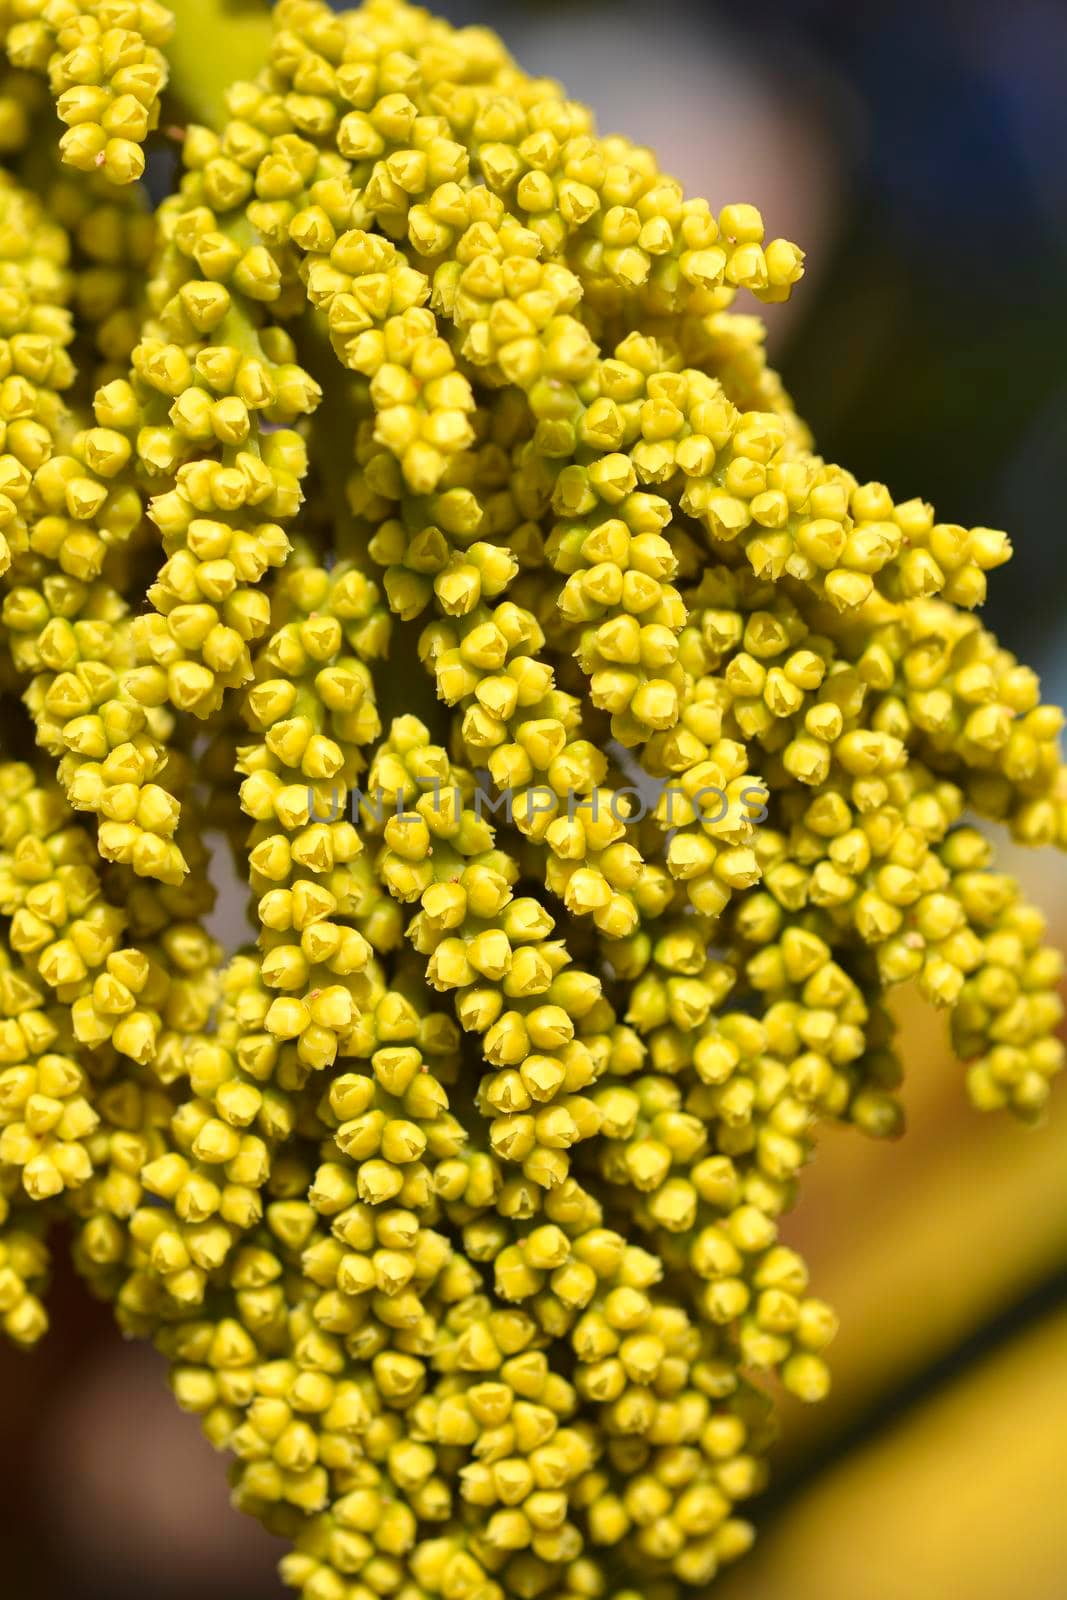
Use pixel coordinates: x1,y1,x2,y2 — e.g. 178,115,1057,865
2,2,1065,1596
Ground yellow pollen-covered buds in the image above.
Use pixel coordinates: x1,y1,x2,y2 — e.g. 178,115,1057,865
3,0,174,184
0,1045,98,1198
126,303,319,720
0,5,1061,1600
368,718,617,1194
300,227,476,494
0,1171,50,1344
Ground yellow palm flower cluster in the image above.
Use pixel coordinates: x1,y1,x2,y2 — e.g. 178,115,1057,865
0,2,1062,1597
1,0,172,182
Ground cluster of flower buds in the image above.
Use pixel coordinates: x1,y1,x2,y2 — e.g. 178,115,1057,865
1,0,173,183
0,3,1062,1599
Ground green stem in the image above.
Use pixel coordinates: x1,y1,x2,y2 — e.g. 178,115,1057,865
297,312,447,737
164,0,273,130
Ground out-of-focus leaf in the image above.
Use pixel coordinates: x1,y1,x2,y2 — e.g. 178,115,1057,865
776,985,1067,1462
716,1308,1067,1600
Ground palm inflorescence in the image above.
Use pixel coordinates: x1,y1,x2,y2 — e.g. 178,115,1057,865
0,3,1062,1598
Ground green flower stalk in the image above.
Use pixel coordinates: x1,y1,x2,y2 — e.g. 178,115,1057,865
0,2,1063,1597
